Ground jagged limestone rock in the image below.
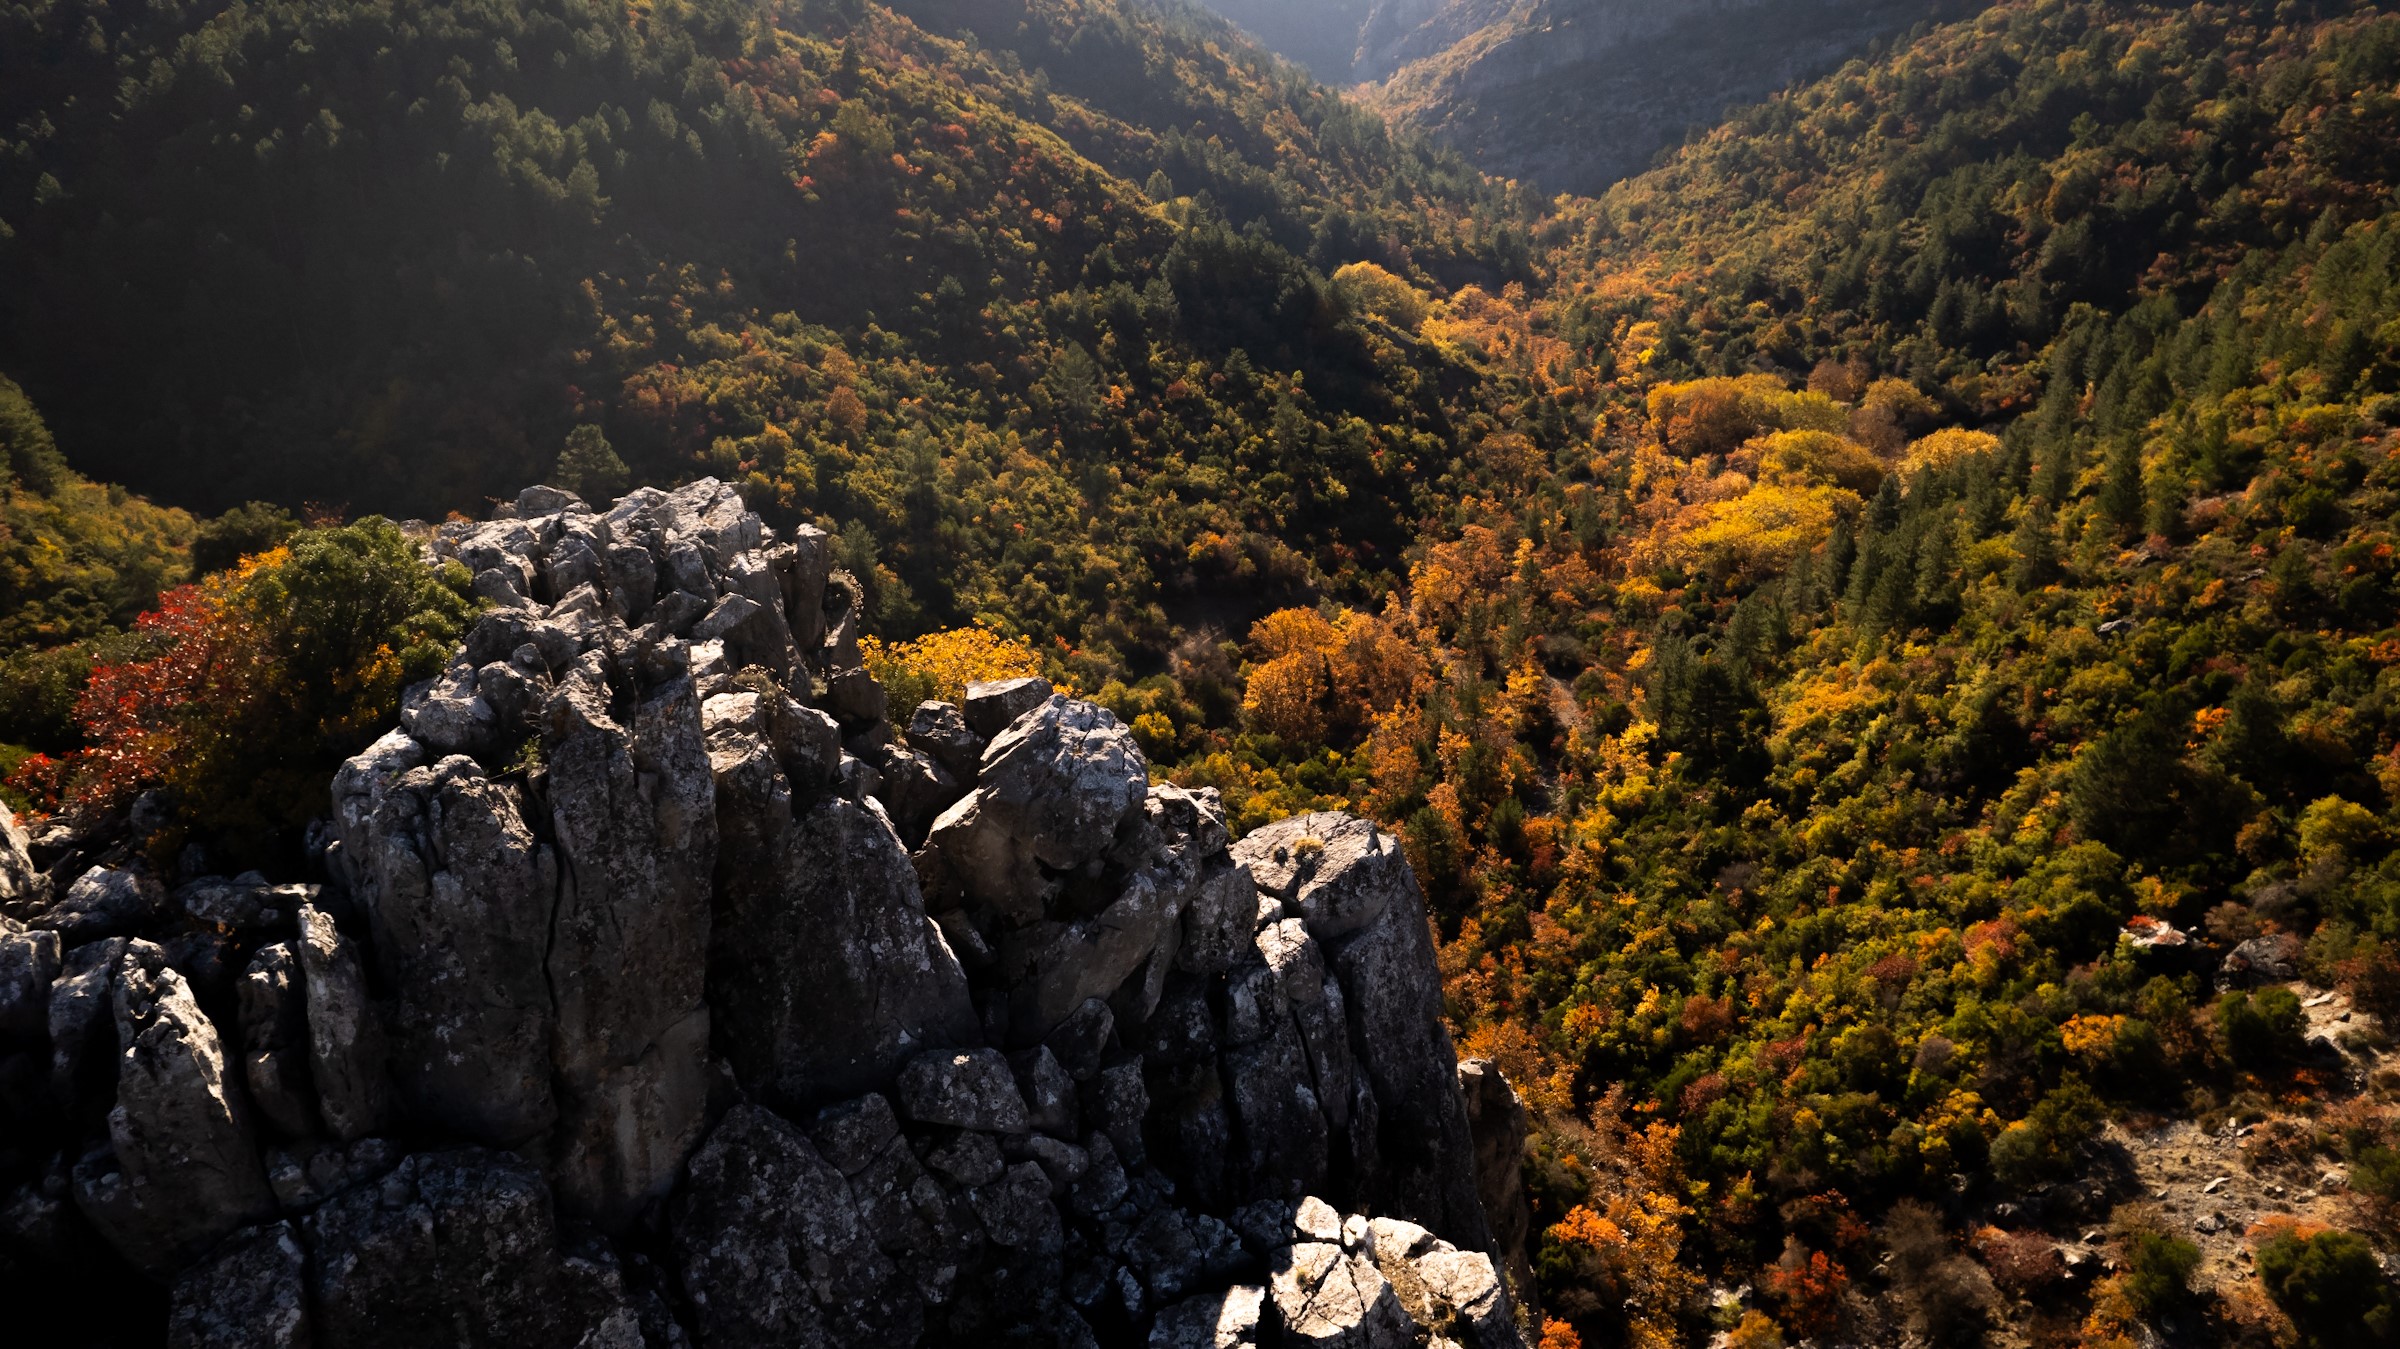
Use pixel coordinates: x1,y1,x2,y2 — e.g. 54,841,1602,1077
1150,1283,1266,1349
1457,1058,1536,1317
671,1104,917,1349
1270,1240,1419,1347
296,905,390,1142
75,941,274,1274
962,677,1054,740
541,654,717,1228
0,802,41,915
236,943,317,1138
1235,814,1496,1265
0,925,59,1037
346,760,553,1144
47,934,125,1108
708,777,977,1109
898,1047,1032,1133
920,696,1148,924
37,865,162,943
25,482,1523,1349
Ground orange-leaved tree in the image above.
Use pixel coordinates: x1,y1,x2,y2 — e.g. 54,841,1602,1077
1536,1089,1700,1349
1240,605,1424,746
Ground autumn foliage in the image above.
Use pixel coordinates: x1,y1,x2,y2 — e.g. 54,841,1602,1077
1239,606,1424,746
860,625,1049,710
10,521,472,850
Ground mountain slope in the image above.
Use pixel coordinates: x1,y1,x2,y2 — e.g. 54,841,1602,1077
1361,0,1983,194
1135,2,2400,1343
1187,0,1977,193
0,0,1535,662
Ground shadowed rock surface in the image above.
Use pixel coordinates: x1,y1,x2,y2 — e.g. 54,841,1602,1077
0,482,1529,1347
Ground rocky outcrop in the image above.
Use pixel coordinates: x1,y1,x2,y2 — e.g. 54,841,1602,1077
0,480,1527,1347
76,941,276,1275
1458,1058,1536,1317
0,802,44,913
1233,814,1493,1256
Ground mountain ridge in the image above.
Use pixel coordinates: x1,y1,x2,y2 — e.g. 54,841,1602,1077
1188,0,1979,193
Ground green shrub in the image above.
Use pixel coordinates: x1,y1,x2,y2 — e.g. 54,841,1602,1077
2122,1231,2200,1315
1990,1079,2104,1188
2257,1230,2398,1348
2351,1146,2400,1204
2219,988,2306,1069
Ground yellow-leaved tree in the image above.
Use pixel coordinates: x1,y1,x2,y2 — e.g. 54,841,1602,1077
1657,483,1856,581
1331,260,1432,331
860,626,1046,711
1902,427,2002,479
1647,375,1846,457
1749,429,1887,494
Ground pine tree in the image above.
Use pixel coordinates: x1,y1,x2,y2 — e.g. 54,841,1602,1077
2010,503,2059,590
555,424,629,500
2100,438,2144,536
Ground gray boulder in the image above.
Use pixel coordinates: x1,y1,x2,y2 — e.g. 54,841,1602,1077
671,1104,914,1349
1178,864,1260,976
236,943,318,1138
968,1160,1063,1252
47,935,125,1105
37,866,161,943
1005,869,1186,1044
1150,1284,1265,1349
2220,933,2304,988
297,906,390,1142
345,758,553,1146
0,926,60,1036
964,677,1055,740
1236,814,1494,1262
907,700,985,781
1269,1240,1418,1347
921,696,1148,923
541,658,717,1228
709,776,977,1109
1457,1059,1535,1314
399,661,499,755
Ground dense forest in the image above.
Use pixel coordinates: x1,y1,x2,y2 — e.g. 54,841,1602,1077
10,0,2400,1345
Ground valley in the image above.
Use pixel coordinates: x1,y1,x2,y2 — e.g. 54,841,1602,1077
7,1,2400,1346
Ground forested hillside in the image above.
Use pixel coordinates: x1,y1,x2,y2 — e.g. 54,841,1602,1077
11,0,2400,1345
1360,0,1983,195
0,0,1536,653
1154,2,2400,1344
1186,0,1980,194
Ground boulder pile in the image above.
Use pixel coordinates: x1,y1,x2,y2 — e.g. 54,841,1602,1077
0,480,1532,1347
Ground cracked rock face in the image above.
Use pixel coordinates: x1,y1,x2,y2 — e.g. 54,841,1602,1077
1,481,1525,1349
